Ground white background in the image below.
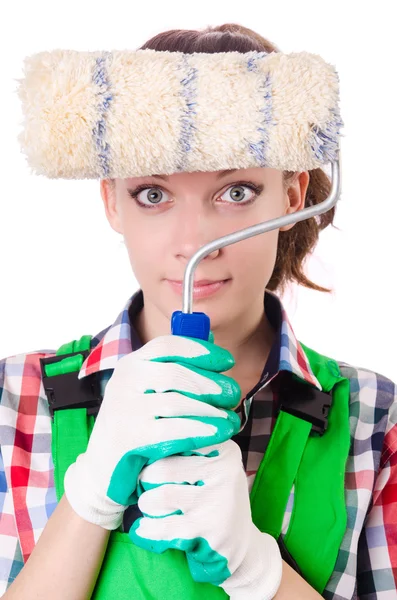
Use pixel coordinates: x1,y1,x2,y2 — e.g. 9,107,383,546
1,0,396,380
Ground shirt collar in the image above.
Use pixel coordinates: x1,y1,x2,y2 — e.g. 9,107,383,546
78,289,322,391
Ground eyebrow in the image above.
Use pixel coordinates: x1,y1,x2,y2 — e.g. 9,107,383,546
151,169,239,181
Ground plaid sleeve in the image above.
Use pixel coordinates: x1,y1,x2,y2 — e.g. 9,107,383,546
0,358,24,596
0,445,24,596
356,404,397,598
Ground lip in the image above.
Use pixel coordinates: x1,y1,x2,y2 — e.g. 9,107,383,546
171,279,221,286
166,278,231,299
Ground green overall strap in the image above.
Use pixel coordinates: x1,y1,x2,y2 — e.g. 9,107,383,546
44,335,94,501
250,342,351,593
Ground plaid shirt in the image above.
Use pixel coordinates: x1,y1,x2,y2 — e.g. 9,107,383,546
0,290,396,598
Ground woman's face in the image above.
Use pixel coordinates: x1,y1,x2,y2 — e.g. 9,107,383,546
101,168,308,330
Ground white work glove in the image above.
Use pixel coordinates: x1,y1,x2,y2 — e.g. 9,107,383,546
63,335,241,530
130,440,283,600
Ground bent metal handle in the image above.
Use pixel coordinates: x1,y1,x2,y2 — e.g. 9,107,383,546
171,157,341,341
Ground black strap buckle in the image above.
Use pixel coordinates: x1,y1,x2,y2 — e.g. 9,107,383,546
278,373,331,435
40,351,102,418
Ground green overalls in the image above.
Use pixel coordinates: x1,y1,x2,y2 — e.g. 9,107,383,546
41,336,351,598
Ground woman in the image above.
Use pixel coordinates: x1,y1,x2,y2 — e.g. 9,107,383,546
1,23,396,599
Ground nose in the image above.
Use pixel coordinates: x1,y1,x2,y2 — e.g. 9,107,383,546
173,204,221,263
177,244,220,263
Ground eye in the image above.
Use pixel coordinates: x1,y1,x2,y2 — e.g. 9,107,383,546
128,186,170,207
128,181,263,209
219,183,261,205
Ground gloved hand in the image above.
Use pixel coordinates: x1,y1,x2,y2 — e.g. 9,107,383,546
63,335,241,530
130,440,283,600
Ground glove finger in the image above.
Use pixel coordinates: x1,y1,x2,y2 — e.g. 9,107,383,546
124,334,235,373
138,446,223,487
108,360,241,410
142,392,231,419
175,364,241,409
137,441,243,501
146,414,240,456
137,483,199,517
130,513,191,548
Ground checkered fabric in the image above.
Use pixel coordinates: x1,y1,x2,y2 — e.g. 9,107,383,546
1,290,396,598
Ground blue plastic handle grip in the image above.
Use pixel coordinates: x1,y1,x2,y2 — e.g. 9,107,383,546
171,310,211,341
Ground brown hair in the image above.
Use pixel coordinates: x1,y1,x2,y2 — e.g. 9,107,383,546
112,23,337,295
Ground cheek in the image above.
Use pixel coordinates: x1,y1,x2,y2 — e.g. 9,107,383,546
122,223,165,278
227,229,279,278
